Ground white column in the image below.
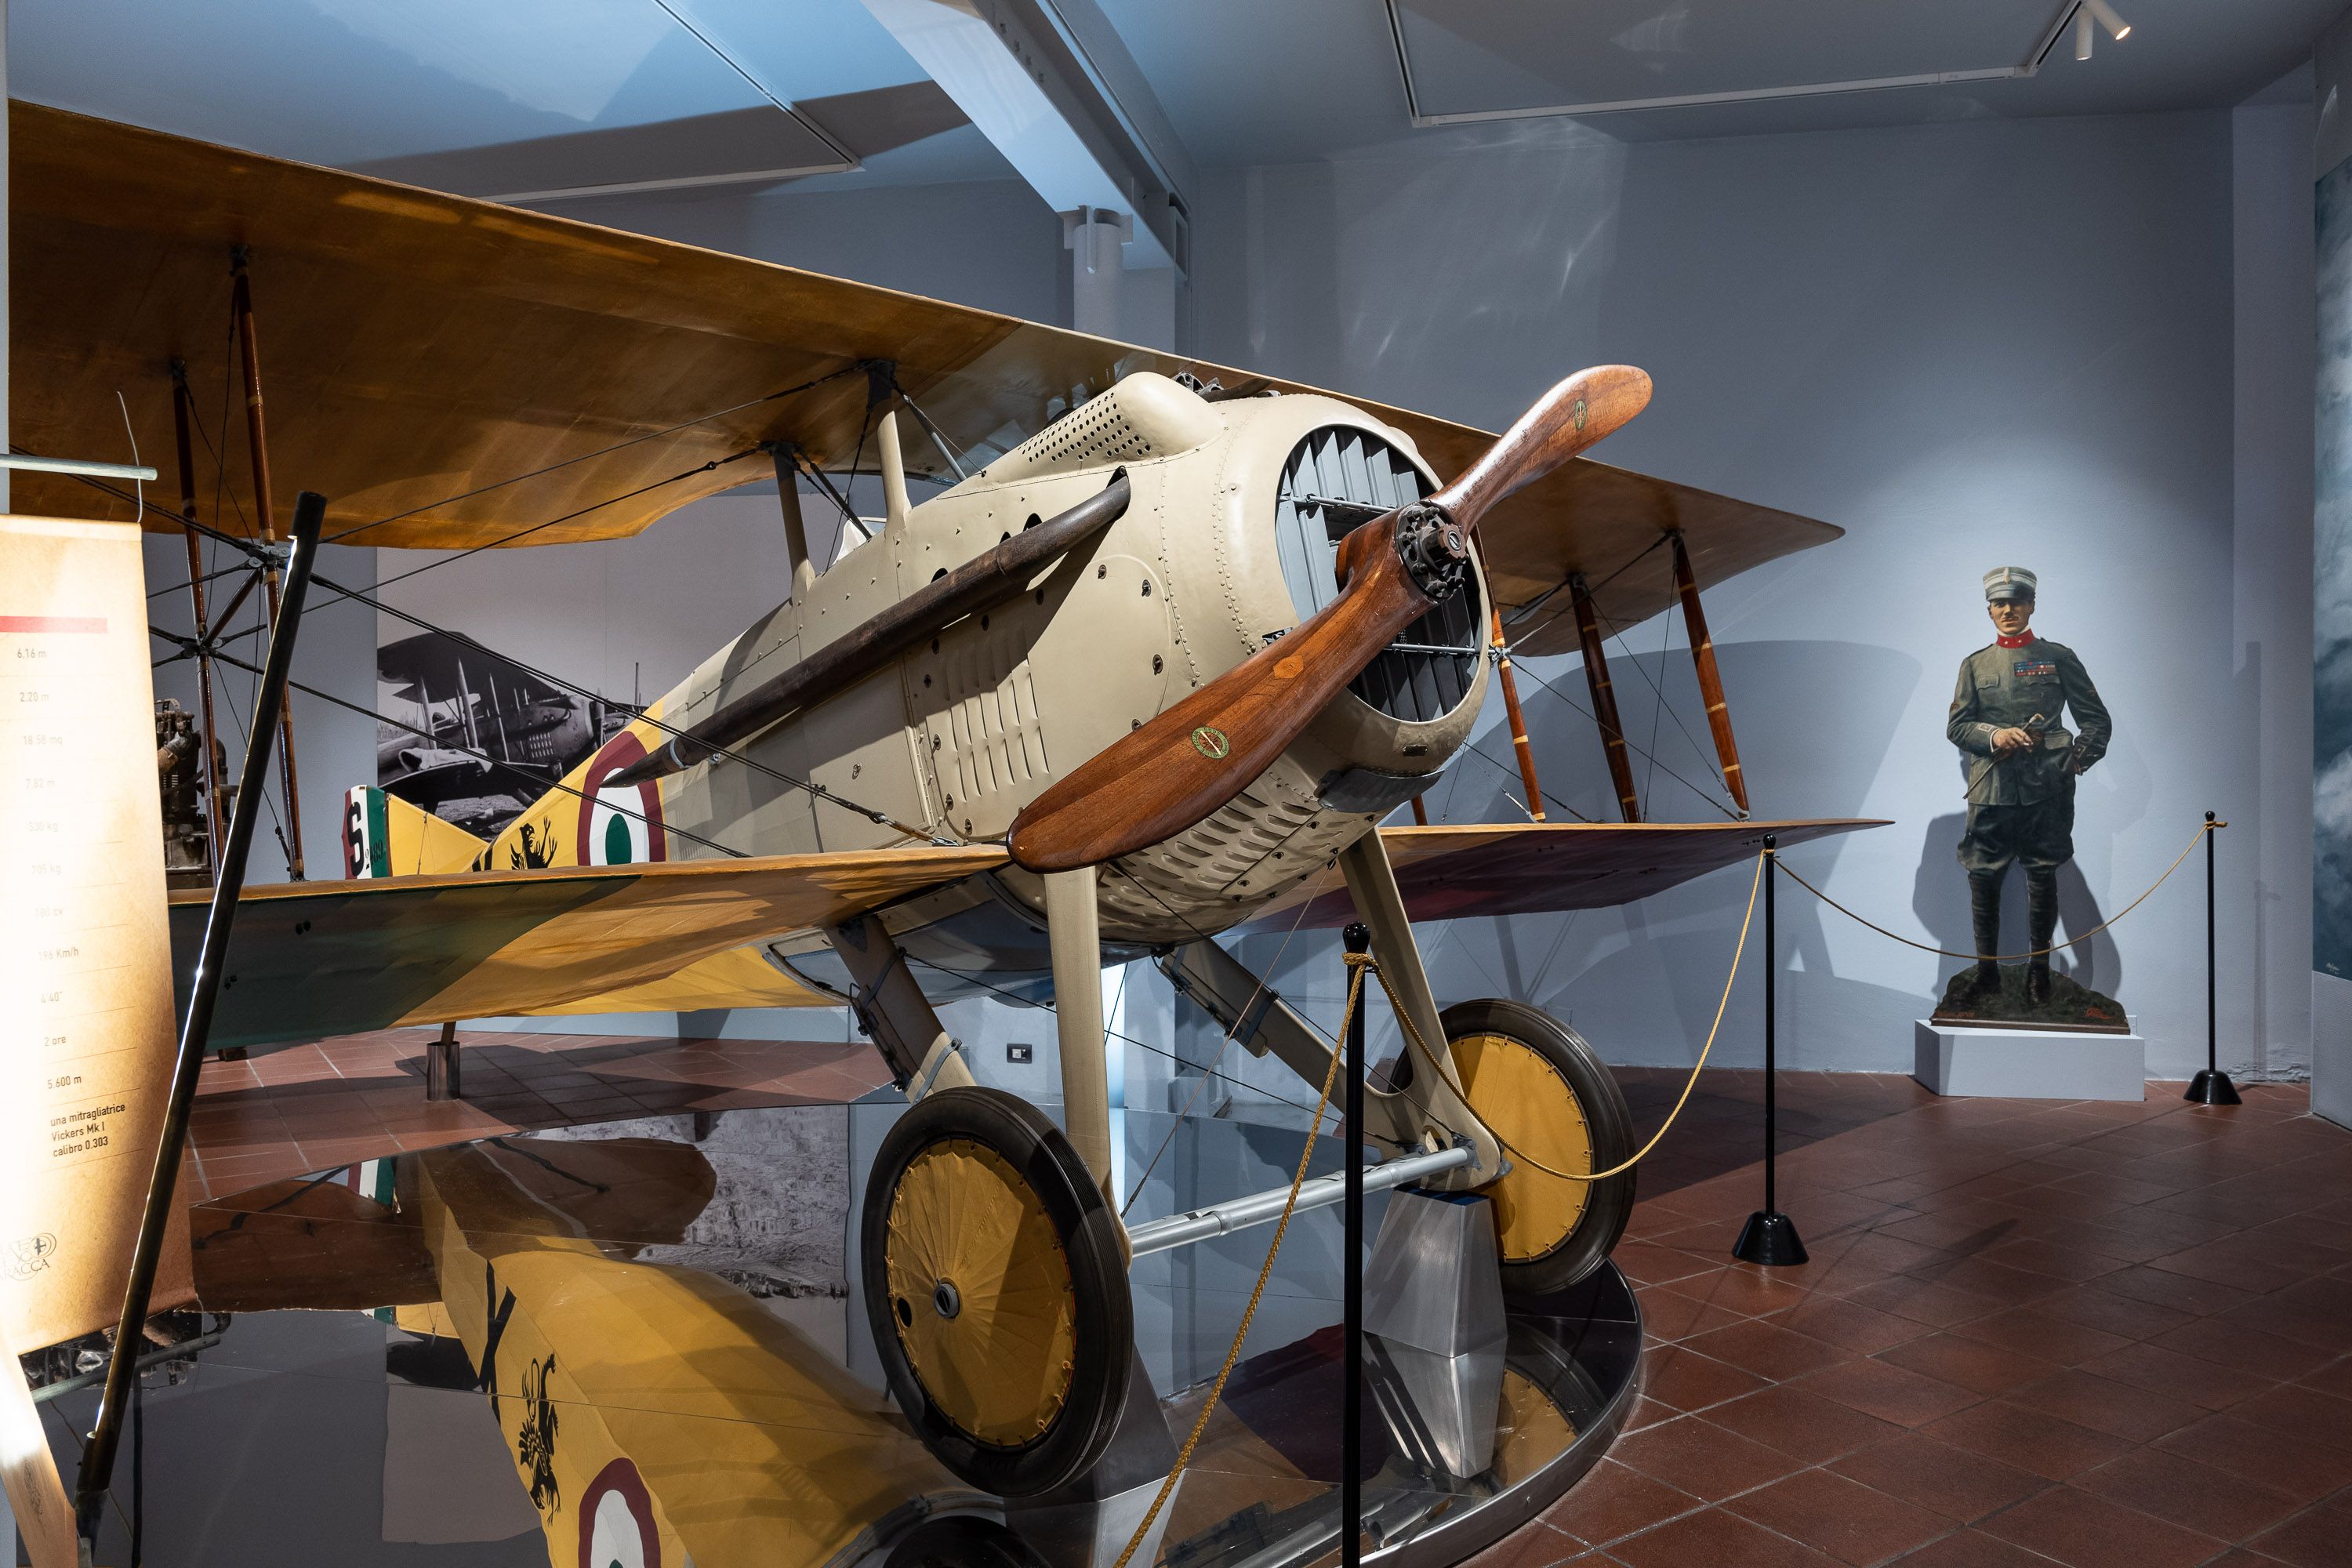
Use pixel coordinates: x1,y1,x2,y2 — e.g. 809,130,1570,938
1064,207,1129,339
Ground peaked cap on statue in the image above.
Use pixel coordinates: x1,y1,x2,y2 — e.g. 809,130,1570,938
1982,566,2038,603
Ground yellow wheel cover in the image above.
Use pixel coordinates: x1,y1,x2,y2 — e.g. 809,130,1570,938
883,1136,1079,1446
1491,1369,1578,1486
1452,1033,1595,1263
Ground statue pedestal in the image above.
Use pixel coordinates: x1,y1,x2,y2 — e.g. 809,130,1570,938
1914,1019,2145,1101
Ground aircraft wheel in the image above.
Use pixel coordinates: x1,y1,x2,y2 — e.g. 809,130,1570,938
862,1086,1132,1499
1442,999,1636,1298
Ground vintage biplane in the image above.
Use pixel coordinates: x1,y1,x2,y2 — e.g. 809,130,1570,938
16,102,1876,1497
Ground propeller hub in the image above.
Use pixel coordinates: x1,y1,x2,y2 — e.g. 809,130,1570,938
1395,501,1470,603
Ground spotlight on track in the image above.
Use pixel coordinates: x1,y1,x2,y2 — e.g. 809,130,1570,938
2074,0,2130,60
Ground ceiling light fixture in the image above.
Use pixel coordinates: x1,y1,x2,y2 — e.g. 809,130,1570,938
2075,0,2131,60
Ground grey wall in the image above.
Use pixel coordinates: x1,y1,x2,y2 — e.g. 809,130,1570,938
2234,85,2321,1089
353,109,2318,1091
1181,108,2313,1083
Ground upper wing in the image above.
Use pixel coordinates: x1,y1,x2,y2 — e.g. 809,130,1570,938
1241,819,1887,932
172,845,1003,1052
13,103,1835,643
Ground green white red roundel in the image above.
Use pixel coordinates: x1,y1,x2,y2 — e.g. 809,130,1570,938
577,732,666,866
579,1458,659,1568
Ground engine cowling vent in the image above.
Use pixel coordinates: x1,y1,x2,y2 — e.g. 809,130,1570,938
1273,426,1483,724
983,372,1221,486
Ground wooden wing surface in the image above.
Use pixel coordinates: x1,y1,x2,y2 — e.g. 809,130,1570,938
169,845,1004,1051
12,102,1836,643
1243,820,1887,932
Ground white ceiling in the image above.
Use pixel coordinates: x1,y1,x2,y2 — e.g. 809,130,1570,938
1099,0,2341,159
6,0,2343,201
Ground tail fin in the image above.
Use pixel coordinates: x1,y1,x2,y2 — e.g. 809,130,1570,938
343,786,492,877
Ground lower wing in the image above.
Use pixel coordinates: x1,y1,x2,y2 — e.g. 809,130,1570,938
1241,819,1887,931
171,846,1005,1051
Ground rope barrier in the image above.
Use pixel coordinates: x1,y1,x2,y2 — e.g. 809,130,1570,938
1777,819,2220,963
1373,848,1764,1185
1109,848,1780,1561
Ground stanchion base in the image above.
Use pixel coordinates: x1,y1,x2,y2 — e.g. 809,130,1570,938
1733,1210,1809,1267
2183,1069,2242,1106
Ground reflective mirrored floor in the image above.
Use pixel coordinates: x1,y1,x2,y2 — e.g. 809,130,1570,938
36,1100,1639,1567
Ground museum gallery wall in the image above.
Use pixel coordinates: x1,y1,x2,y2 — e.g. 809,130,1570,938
205,99,2328,1102
2314,14,2352,1129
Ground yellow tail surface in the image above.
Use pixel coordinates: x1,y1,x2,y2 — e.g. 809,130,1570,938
342,786,491,877
481,703,673,872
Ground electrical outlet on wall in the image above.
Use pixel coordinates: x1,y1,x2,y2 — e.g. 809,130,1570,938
1007,1043,1033,1064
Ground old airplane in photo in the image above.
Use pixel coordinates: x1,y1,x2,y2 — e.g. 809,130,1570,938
13,103,1879,1500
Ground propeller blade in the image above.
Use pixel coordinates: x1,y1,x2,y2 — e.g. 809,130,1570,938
1431,364,1652,524
1009,543,1428,872
1007,365,1651,873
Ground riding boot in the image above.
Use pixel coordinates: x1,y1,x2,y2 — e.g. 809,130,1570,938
1968,874,2004,994
2026,869,2060,1005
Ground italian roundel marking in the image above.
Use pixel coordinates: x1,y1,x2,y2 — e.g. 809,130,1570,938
1189,725,1231,760
577,731,666,866
579,1458,659,1568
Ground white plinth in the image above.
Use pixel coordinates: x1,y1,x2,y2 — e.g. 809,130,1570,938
1914,1020,2146,1101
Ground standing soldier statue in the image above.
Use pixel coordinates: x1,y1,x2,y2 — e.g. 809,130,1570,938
1947,568,2113,1006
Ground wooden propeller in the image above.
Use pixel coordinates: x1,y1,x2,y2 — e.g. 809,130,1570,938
1007,365,1653,873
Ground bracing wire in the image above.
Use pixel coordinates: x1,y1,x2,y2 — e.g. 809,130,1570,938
151,627,749,860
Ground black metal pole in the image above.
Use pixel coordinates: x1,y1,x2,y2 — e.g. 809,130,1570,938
75,492,328,1541
1735,837,1808,1265
1341,922,1369,1568
2186,811,2241,1105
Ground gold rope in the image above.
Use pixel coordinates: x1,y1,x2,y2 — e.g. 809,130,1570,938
1777,818,2218,963
1372,849,1764,1185
1109,957,1367,1568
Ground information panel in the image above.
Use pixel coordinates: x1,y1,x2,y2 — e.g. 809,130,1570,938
0,517,192,1358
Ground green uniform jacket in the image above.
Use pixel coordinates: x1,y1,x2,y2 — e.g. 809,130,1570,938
1946,637,2111,805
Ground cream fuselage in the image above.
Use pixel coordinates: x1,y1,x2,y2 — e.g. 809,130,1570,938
655,374,1490,978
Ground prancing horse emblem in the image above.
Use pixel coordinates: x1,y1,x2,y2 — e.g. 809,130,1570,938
1189,725,1231,760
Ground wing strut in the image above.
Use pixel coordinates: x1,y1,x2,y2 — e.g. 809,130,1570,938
232,248,307,877
1570,572,1642,823
1671,532,1750,815
1491,604,1546,821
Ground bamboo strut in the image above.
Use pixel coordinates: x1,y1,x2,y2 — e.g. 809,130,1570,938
1671,532,1749,815
233,250,305,877
1570,573,1640,822
1491,604,1546,821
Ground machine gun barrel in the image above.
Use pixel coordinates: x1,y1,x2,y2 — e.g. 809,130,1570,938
608,472,1131,789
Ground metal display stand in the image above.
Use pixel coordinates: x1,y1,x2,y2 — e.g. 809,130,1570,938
1342,922,1369,1568
74,493,328,1548
2183,811,2241,1106
1734,835,1808,1266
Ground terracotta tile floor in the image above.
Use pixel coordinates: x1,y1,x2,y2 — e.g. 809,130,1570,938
1472,1069,2352,1568
185,1027,890,1200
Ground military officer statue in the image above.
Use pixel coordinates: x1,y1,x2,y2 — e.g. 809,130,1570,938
1946,568,2113,1007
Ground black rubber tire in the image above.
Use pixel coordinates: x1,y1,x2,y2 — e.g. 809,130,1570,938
1440,998,1637,1299
861,1086,1132,1499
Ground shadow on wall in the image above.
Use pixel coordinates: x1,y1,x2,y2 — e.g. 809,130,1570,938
1908,811,2122,999
1408,635,1929,1070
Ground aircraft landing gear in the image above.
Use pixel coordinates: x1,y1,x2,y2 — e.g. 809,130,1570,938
861,1086,1134,1498
1443,999,1636,1298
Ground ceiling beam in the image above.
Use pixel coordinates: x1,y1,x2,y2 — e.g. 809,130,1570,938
859,0,1192,273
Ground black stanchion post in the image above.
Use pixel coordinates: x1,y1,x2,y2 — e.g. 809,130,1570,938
75,493,329,1544
1341,922,1369,1568
2186,811,2241,1105
1735,837,1808,1265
